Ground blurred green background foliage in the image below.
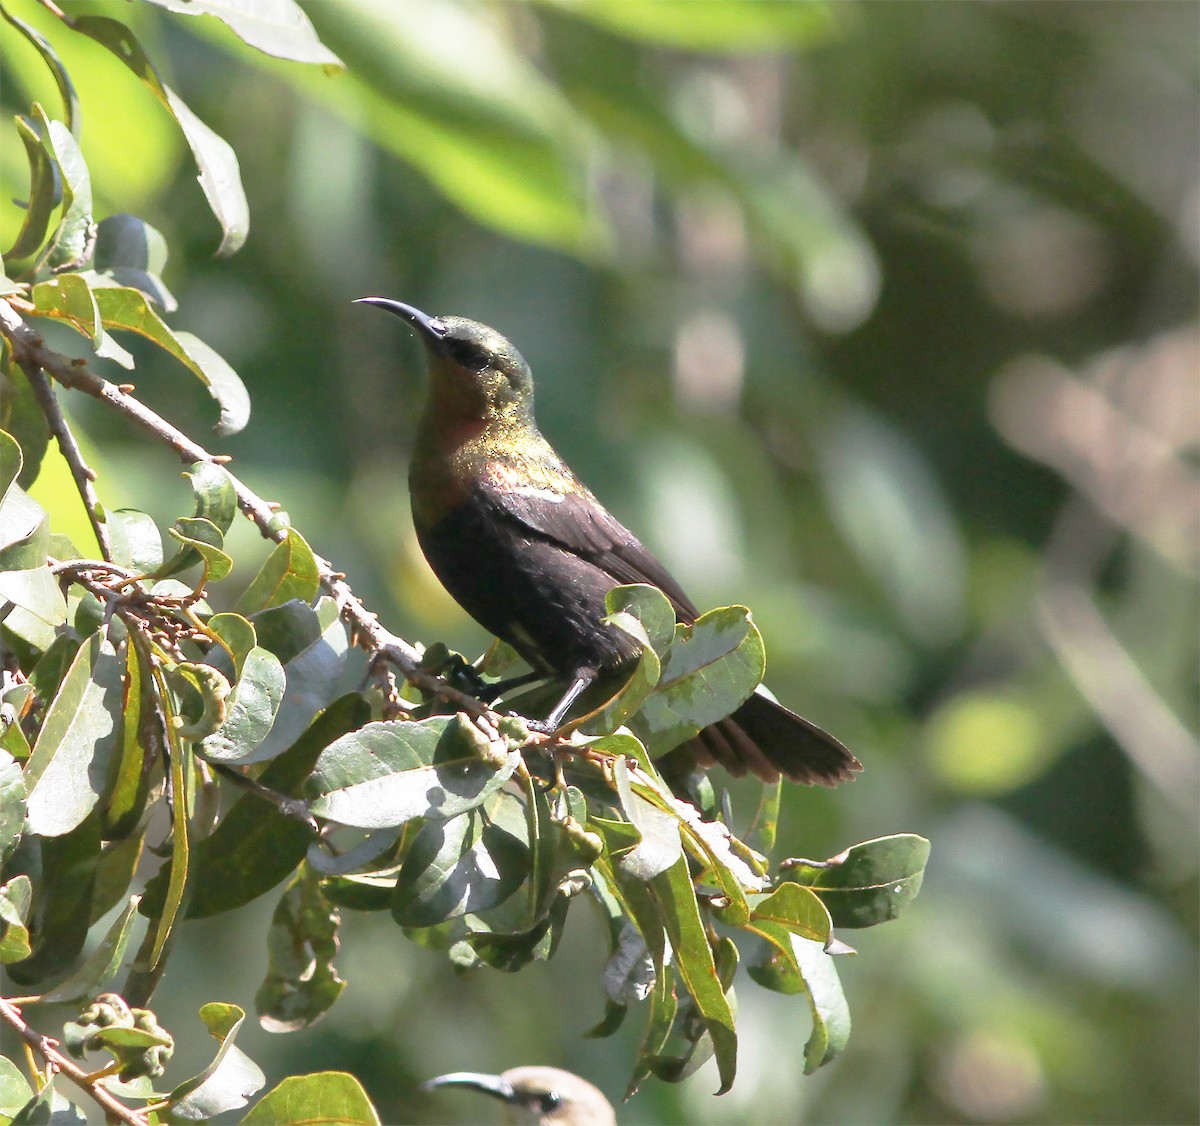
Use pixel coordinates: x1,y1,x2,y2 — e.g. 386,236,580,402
2,1,1196,1122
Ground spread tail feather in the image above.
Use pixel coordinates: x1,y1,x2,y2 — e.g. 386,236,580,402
668,689,862,786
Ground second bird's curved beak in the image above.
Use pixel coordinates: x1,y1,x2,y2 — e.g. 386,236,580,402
354,296,448,348
419,1070,517,1103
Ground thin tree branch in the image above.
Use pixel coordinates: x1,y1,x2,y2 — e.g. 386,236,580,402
0,298,487,717
0,998,149,1126
19,359,113,561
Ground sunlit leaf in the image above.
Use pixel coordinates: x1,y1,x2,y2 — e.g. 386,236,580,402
4,114,60,263
144,0,343,67
0,875,32,963
782,834,931,928
32,105,93,272
634,606,765,757
650,857,737,1094
166,1003,265,1121
73,15,249,255
308,715,520,829
0,751,26,861
240,1072,380,1126
107,508,164,572
89,284,250,434
235,528,320,613
200,645,286,762
23,634,123,837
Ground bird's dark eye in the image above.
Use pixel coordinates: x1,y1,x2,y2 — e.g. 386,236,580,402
447,338,490,372
537,1092,563,1114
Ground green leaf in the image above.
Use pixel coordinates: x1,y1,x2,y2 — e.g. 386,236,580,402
39,895,141,1003
166,1003,265,1122
160,516,232,583
32,106,93,272
782,834,931,928
650,857,738,1094
0,750,26,861
551,0,842,51
143,684,193,967
144,0,343,67
72,15,249,256
308,716,521,829
607,583,677,652
241,597,350,762
301,2,600,255
107,508,164,572
0,1055,34,1119
92,213,176,310
5,116,61,263
0,5,79,132
142,694,368,921
200,645,286,762
206,612,258,676
90,285,250,434
184,461,239,534
0,874,33,963
0,476,49,569
1,375,50,488
747,882,831,944
100,640,157,839
392,809,529,927
235,528,320,613
90,830,147,923
240,1072,381,1126
23,634,124,837
6,814,101,985
747,778,782,856
635,606,765,756
31,273,102,349
256,866,346,1032
792,935,851,1072
610,755,681,880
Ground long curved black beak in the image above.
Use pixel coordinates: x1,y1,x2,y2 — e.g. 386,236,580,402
420,1071,517,1104
354,297,448,348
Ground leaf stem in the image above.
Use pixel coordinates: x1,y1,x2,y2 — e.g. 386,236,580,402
19,358,113,561
0,997,149,1126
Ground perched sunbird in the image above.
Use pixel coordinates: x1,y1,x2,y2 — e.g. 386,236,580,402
357,298,860,786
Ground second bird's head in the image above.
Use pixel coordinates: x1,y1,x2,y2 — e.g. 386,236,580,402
357,297,535,425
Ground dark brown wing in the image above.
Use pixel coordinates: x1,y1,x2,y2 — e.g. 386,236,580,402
480,470,701,620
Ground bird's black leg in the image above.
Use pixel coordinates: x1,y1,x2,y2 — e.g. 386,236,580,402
525,668,598,733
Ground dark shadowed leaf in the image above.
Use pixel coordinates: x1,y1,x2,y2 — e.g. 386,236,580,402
39,895,140,1003
142,694,368,920
91,213,176,309
392,809,529,927
6,814,101,985
256,867,346,1032
240,1072,380,1126
782,834,931,928
0,7,78,131
4,115,60,263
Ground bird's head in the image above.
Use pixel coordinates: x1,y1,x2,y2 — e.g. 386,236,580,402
356,297,535,428
421,1066,616,1126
